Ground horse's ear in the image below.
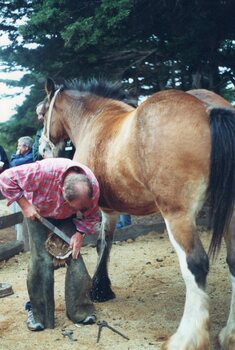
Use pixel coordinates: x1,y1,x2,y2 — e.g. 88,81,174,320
45,78,55,100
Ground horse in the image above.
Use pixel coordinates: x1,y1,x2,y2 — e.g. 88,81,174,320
39,78,235,350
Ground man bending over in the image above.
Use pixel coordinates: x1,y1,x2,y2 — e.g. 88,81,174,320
0,158,100,331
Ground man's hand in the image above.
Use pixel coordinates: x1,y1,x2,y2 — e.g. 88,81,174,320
17,196,39,220
70,232,84,259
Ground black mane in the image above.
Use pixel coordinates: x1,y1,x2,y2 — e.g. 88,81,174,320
60,78,129,103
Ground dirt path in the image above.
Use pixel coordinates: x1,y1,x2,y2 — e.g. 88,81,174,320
0,223,230,350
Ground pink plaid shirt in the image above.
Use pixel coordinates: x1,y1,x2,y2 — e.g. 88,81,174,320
0,158,100,235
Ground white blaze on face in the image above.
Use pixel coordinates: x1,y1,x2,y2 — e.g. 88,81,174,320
39,137,66,159
39,139,54,158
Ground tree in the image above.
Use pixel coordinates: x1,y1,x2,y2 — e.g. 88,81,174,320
0,0,234,148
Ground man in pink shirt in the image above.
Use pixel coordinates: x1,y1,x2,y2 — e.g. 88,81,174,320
0,158,100,331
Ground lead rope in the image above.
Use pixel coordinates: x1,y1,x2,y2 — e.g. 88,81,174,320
42,88,61,151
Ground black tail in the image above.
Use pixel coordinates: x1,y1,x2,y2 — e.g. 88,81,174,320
208,108,235,257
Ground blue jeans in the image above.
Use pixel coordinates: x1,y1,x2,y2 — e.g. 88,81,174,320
116,215,132,228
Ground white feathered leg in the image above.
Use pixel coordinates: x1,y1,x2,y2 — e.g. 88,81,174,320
162,220,210,350
219,275,235,350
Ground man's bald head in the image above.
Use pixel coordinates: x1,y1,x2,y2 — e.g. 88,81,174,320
63,172,93,206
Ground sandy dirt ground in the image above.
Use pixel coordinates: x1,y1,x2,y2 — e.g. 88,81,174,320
0,201,231,350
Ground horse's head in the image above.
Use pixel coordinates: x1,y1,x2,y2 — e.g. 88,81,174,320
39,78,68,158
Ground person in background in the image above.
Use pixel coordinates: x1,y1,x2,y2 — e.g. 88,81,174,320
0,145,10,173
32,102,45,161
10,136,34,167
61,139,75,159
116,214,132,229
9,136,34,243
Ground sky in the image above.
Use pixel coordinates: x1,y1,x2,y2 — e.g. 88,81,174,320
0,70,29,123
0,32,29,123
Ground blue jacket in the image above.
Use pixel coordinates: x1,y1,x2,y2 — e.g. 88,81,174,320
10,150,34,167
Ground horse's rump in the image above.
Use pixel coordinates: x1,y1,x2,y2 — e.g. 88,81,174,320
131,90,210,215
187,88,234,109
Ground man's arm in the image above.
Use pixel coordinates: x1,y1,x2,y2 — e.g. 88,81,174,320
73,207,100,235
70,206,100,259
10,152,33,167
9,154,22,167
0,163,41,206
17,196,39,220
69,232,84,259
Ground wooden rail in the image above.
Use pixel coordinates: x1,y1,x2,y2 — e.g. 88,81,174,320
0,191,26,261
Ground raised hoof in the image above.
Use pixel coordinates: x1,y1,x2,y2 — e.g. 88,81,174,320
90,277,116,302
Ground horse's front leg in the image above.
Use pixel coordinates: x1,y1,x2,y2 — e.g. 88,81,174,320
219,213,235,350
91,211,118,302
162,216,210,350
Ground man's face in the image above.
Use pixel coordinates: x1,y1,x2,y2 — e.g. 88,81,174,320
63,182,90,212
36,103,45,123
17,142,29,155
65,197,89,212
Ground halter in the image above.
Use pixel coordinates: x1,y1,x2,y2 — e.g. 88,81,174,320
41,88,61,151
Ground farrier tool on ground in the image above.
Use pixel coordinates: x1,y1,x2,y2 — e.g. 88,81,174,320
61,329,77,342
96,320,129,343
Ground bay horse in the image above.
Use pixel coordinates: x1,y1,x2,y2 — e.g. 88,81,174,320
39,78,235,350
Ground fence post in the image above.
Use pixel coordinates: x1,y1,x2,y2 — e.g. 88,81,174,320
0,191,30,253
15,219,29,251
11,202,30,252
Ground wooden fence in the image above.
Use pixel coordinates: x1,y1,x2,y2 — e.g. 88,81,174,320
0,191,29,261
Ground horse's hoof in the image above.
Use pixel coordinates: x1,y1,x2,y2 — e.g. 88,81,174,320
91,276,116,302
90,285,116,302
161,333,210,350
90,287,116,302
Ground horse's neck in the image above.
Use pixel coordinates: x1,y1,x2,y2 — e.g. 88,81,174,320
63,96,131,141
58,94,134,158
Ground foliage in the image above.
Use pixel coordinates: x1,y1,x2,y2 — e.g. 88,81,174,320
0,0,234,150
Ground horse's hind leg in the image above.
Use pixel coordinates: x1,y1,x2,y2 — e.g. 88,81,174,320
162,215,210,350
91,211,117,302
219,212,235,350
